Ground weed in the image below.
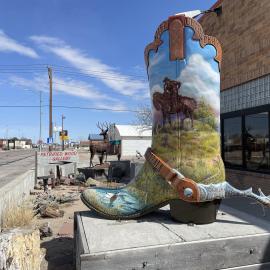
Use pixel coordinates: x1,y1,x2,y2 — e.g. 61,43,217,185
2,203,34,230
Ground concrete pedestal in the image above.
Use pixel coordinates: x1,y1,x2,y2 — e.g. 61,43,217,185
74,204,270,270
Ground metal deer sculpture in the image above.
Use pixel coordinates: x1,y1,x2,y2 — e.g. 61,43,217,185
89,122,121,167
153,77,197,128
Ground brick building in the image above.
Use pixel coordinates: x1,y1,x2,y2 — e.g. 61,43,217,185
200,0,270,192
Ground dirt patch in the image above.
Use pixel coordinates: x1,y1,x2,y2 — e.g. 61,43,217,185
29,185,88,270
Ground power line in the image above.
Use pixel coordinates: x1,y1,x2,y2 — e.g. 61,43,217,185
1,63,269,81
51,64,146,79
0,64,147,80
0,104,141,112
0,69,148,83
0,64,48,66
53,70,148,82
0,63,147,78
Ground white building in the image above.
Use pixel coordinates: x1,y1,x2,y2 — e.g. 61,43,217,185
108,125,152,157
0,139,32,150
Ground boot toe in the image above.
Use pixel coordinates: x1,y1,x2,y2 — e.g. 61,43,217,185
81,187,146,218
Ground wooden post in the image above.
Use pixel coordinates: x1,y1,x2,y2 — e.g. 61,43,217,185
48,67,53,151
62,114,65,151
35,151,38,185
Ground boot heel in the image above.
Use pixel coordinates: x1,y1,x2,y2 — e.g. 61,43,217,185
169,199,221,224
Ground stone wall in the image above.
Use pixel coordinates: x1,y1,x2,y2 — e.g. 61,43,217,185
200,0,270,91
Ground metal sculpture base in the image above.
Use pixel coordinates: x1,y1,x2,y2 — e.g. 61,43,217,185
170,199,221,224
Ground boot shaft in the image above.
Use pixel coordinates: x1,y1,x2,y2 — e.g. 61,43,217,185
145,15,225,184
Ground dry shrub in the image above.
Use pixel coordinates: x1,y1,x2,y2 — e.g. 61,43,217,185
2,203,34,230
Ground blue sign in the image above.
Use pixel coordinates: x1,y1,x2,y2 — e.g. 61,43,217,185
47,137,53,144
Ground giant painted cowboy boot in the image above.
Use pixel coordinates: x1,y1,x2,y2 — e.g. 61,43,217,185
81,14,270,221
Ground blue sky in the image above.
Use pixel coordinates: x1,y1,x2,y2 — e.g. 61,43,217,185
0,0,216,142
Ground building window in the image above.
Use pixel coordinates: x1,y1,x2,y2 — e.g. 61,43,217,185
223,117,242,166
245,112,269,172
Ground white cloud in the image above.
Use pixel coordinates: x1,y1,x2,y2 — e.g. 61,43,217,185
0,30,38,58
178,54,220,113
8,74,128,111
149,52,165,70
150,84,163,97
30,35,148,97
9,75,47,92
9,75,114,102
53,78,112,101
93,102,127,112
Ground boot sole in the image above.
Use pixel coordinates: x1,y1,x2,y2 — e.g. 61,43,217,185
80,193,171,220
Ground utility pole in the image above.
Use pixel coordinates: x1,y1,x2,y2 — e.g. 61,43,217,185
62,114,66,151
39,90,42,151
48,67,53,151
53,123,57,147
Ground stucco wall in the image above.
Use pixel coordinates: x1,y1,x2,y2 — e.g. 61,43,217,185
0,169,35,226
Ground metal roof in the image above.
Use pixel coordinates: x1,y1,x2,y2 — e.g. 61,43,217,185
88,134,103,141
115,125,152,137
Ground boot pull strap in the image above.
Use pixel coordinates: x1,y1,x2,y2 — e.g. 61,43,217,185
144,148,200,203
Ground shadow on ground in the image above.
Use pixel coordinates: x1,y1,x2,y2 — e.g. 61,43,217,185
41,237,74,270
222,197,270,269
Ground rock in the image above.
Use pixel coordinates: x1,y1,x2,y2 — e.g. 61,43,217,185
30,190,40,195
76,172,86,183
68,173,75,179
34,184,42,190
40,205,64,218
0,228,41,270
63,178,71,186
85,177,100,187
57,193,77,204
39,222,53,239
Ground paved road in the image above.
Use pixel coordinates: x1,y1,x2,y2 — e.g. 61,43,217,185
0,149,35,188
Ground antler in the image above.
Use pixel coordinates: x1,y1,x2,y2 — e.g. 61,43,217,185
104,121,111,130
97,121,111,132
97,122,103,131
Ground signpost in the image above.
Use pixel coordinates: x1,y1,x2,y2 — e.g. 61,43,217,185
47,137,54,144
59,130,68,140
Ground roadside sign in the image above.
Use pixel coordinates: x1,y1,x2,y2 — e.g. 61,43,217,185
59,130,68,136
60,135,69,141
47,137,53,144
38,150,78,163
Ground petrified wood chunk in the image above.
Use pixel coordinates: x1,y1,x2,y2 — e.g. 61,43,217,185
0,228,41,270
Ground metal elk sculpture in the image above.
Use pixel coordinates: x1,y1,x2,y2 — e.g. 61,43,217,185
89,122,109,167
89,122,121,167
